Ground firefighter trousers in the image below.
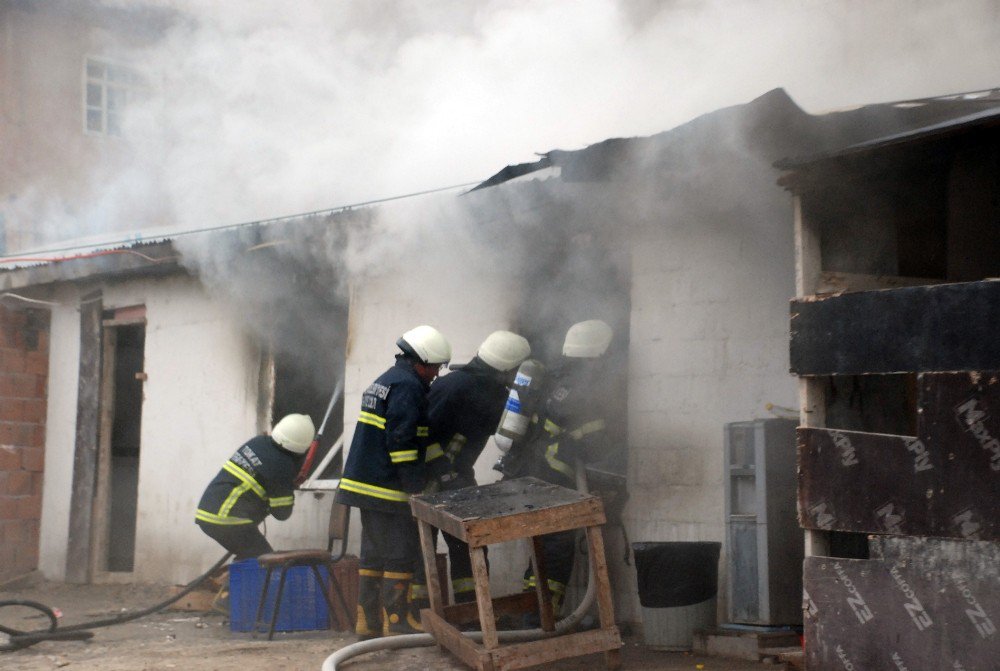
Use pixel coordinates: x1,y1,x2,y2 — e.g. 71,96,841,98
196,520,273,560
358,508,419,573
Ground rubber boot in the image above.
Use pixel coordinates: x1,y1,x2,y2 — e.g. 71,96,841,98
382,572,423,635
409,582,431,619
452,576,477,604
355,570,383,641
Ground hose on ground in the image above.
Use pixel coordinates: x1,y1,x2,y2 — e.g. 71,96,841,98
0,552,232,652
321,465,598,671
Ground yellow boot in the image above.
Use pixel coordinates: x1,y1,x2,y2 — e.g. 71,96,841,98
381,571,423,635
355,570,383,641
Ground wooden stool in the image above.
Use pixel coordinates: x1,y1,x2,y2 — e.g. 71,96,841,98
410,477,622,671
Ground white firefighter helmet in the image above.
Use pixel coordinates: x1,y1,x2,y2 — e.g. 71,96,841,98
397,325,452,365
477,330,531,372
271,413,316,454
562,319,613,358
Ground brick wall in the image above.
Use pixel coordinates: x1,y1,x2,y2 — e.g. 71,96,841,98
0,305,49,583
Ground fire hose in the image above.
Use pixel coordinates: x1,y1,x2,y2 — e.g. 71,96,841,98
320,461,599,671
295,381,344,487
0,552,232,653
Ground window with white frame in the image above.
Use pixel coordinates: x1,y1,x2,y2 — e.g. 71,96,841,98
83,57,144,136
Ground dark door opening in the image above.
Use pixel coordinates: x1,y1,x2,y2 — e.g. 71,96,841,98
93,308,146,577
107,324,144,571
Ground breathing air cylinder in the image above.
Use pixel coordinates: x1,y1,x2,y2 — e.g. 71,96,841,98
493,358,546,453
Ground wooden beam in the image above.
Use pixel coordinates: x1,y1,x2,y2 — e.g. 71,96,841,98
790,280,1000,375
65,291,103,583
418,520,444,615
488,629,622,671
471,547,498,650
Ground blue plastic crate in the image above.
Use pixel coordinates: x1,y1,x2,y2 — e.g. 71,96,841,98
228,558,330,633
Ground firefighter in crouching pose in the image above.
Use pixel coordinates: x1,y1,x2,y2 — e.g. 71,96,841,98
195,413,316,559
410,330,532,609
520,319,614,618
334,325,451,640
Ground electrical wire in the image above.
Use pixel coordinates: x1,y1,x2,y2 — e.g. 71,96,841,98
0,293,61,307
1,180,480,265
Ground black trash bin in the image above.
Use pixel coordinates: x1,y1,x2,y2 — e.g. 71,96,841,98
632,541,721,649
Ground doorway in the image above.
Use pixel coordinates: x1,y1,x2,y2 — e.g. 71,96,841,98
92,306,146,576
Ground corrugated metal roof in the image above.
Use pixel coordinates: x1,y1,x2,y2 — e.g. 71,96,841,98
775,105,1000,170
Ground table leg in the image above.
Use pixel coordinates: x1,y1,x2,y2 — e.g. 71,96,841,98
470,546,498,649
417,519,443,615
584,525,615,629
585,525,621,669
529,536,556,631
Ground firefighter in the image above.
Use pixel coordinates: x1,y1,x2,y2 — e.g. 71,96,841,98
521,319,613,617
411,330,531,607
195,413,315,559
334,324,451,640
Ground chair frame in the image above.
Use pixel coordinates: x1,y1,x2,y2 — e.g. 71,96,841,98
252,502,351,640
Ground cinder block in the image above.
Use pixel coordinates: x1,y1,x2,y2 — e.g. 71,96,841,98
0,399,20,421
0,497,18,520
20,447,43,472
14,424,34,446
32,374,47,398
21,399,45,423
17,494,41,520
24,352,46,376
0,349,26,375
5,470,31,496
0,446,19,470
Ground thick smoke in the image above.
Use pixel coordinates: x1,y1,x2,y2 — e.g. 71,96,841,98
10,0,1000,409
98,0,1000,235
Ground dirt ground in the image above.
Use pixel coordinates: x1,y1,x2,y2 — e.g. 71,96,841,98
1,578,789,671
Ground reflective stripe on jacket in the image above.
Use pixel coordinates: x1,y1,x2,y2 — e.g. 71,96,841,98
335,357,430,514
196,435,298,526
527,359,610,487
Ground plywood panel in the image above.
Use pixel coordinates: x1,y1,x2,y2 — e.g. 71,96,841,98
804,549,999,671
790,280,1000,375
798,428,936,536
919,372,1000,540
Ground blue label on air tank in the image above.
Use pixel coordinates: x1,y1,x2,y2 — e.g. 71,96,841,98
505,393,522,413
513,373,532,387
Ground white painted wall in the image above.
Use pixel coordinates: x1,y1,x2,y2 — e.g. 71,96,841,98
38,284,84,580
39,275,333,584
619,177,799,622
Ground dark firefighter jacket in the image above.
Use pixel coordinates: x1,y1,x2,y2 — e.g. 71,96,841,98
196,435,298,526
425,358,508,490
335,357,430,514
526,359,610,488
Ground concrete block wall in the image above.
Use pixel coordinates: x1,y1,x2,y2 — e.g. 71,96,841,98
0,304,50,583
620,179,799,623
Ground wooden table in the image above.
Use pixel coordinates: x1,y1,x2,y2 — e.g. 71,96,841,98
410,477,622,671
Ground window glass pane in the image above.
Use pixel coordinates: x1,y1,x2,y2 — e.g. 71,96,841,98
86,109,103,132
107,64,130,83
107,86,125,111
86,83,103,107
86,60,105,79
